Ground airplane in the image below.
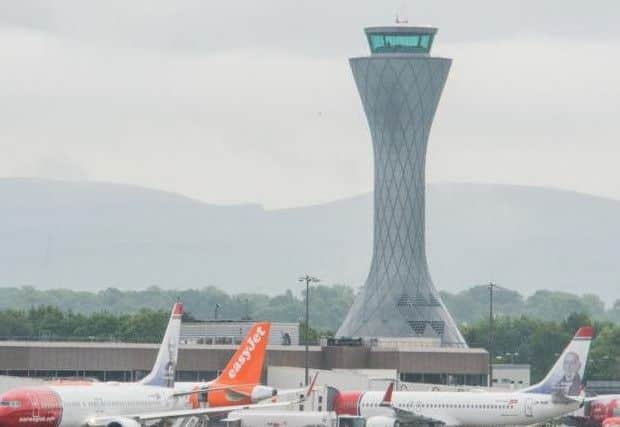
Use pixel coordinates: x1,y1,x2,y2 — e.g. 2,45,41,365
175,321,277,408
563,395,620,427
603,415,620,427
0,303,297,427
329,326,594,427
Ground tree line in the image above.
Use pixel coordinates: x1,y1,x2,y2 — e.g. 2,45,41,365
0,305,170,343
441,285,620,325
0,285,354,332
2,284,619,331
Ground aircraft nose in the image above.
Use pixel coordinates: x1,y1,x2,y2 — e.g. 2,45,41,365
0,387,62,427
0,405,16,427
0,398,21,427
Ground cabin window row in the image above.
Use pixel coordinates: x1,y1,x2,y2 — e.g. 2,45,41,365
360,402,513,410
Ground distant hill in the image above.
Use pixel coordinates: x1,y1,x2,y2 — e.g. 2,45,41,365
1,178,619,302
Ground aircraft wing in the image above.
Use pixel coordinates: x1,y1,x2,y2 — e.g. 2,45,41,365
390,405,452,426
171,383,255,398
551,390,586,405
138,399,299,421
98,374,319,425
86,400,300,426
377,383,453,426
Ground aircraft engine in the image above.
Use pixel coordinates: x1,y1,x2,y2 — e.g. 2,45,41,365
250,385,278,402
365,416,400,427
105,417,142,427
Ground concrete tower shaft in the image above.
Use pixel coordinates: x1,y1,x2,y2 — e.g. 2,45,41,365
337,27,466,347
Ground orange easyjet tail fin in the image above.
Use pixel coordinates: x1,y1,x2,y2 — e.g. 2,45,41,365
215,322,271,386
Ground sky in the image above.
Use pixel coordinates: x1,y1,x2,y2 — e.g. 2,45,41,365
1,0,619,208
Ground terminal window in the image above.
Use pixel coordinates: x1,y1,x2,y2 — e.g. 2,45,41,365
368,33,433,54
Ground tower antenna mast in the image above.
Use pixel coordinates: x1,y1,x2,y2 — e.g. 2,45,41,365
395,0,409,24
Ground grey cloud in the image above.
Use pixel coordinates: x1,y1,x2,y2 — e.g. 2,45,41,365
0,2,619,208
1,1,620,56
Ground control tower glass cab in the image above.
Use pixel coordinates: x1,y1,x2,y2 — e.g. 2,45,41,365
336,26,467,347
365,26,437,55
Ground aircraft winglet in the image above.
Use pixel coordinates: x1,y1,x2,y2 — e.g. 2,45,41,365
381,382,394,407
305,372,319,399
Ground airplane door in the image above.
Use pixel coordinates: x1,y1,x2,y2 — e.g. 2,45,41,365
94,398,104,415
524,399,534,417
25,390,40,419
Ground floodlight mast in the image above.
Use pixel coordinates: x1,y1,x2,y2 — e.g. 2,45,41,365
298,274,320,386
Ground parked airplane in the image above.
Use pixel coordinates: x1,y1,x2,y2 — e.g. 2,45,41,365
175,321,278,408
329,326,594,427
564,395,620,427
0,304,292,427
604,415,620,427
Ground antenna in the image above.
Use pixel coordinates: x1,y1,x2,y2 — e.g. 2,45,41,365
395,0,409,24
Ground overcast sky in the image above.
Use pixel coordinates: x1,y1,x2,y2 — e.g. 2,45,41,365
1,0,619,208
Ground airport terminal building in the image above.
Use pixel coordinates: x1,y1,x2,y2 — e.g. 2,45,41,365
0,317,489,387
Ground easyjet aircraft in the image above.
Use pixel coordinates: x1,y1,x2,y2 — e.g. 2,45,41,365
0,304,291,427
329,327,594,427
176,321,278,408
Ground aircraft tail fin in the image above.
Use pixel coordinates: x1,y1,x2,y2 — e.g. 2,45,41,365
214,322,271,387
524,326,594,396
380,382,394,407
139,302,183,387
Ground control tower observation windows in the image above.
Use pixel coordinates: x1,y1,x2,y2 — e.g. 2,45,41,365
367,32,434,54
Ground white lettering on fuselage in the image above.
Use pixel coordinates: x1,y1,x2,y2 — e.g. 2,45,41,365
228,326,266,379
18,416,56,423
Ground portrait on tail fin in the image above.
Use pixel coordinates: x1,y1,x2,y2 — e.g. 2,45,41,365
524,326,593,397
554,351,583,396
140,302,183,388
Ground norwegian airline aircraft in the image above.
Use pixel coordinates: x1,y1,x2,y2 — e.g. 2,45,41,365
330,327,594,427
0,304,290,427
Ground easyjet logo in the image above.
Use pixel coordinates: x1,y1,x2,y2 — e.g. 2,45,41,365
228,326,266,379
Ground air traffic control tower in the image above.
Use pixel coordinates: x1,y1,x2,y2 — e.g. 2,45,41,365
337,26,467,347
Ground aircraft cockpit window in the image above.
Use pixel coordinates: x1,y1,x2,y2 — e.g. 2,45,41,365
0,401,21,408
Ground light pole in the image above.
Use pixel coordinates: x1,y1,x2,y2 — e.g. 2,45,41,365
299,274,320,386
488,282,497,387
214,303,222,320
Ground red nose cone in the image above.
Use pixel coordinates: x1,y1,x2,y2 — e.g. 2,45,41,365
333,391,363,416
0,387,62,427
604,417,620,427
